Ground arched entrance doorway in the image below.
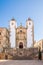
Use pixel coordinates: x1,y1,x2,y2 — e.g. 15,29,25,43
19,42,23,49
5,55,8,59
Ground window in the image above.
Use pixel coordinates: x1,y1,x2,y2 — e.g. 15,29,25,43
12,22,14,25
20,30,22,32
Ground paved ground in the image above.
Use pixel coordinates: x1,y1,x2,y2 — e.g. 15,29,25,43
0,60,43,65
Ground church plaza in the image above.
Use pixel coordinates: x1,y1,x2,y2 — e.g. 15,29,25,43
0,60,43,65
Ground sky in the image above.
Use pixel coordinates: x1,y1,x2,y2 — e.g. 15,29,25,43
0,0,43,42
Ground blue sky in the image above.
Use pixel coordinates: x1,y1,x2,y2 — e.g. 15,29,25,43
0,0,43,41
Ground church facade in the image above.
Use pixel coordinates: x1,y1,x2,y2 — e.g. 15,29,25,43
9,18,34,49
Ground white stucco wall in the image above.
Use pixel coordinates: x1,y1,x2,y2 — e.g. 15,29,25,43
26,20,33,48
9,20,16,48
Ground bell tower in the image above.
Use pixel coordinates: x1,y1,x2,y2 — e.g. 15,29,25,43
9,18,17,48
26,18,34,48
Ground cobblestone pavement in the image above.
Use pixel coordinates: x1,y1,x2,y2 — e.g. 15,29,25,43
0,60,43,65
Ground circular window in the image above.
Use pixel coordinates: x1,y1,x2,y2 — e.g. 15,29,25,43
12,22,14,25
20,30,22,32
29,22,31,25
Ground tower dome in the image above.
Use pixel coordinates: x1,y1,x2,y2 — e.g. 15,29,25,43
27,18,32,21
11,18,16,21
